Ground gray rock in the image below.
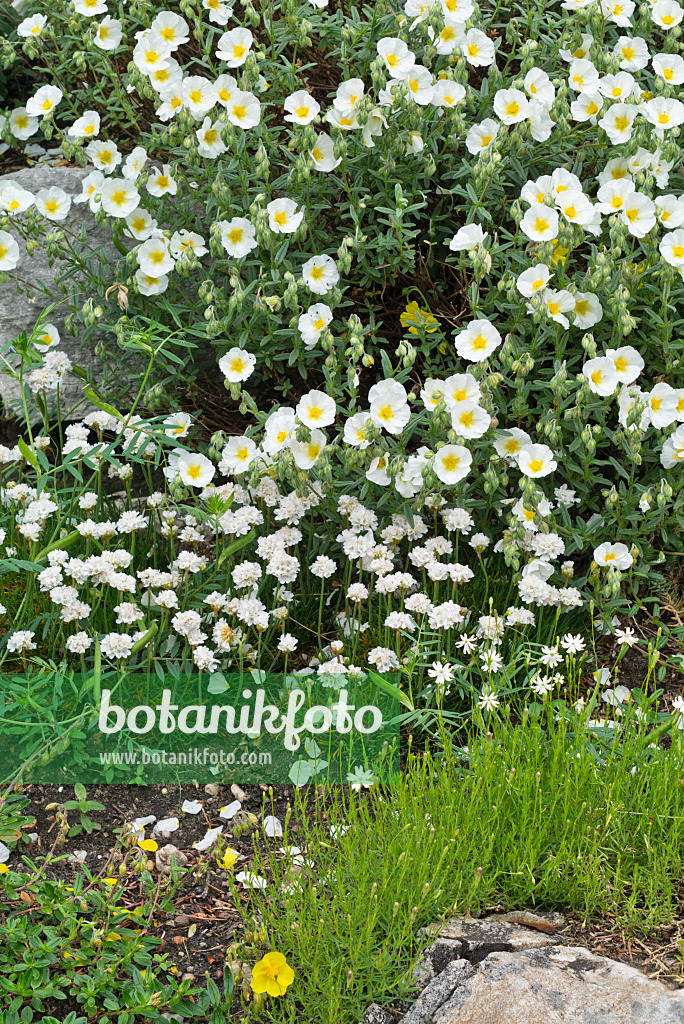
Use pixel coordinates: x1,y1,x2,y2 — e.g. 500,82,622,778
0,165,117,419
358,1004,394,1024
401,960,474,1024
419,915,562,964
434,945,684,1024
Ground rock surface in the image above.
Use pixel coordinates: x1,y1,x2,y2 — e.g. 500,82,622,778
361,915,684,1024
433,945,684,1023
0,165,115,418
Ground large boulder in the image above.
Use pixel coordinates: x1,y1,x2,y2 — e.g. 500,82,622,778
0,164,115,419
433,945,684,1023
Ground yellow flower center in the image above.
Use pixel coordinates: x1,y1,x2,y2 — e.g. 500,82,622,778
158,175,169,188
307,405,323,420
237,447,249,460
274,211,287,226
378,405,394,421
505,439,520,453
228,228,243,243
442,454,459,472
187,465,201,479
233,44,246,58
672,246,684,258
232,104,246,120
310,266,324,280
387,53,398,67
459,410,474,428
454,388,467,402
534,217,548,233
312,146,322,161
307,443,320,460
131,217,146,232
622,46,635,59
614,116,629,131
591,370,602,385
149,250,165,264
548,302,560,315
231,358,245,373
313,318,325,330
575,300,589,315
189,90,202,103
100,150,113,164
296,105,309,118
604,552,616,561
111,190,127,206
276,430,288,443
565,205,576,219
471,334,487,350
664,68,673,80
506,101,520,116
204,130,217,143
587,101,598,115
651,397,661,410
44,200,59,213
658,113,670,124
467,43,479,56
481,134,492,146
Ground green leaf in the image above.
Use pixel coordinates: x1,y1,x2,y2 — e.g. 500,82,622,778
217,528,255,568
367,670,413,711
16,437,39,472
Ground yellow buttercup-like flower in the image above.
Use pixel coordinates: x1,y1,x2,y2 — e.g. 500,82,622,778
250,951,295,998
399,300,439,335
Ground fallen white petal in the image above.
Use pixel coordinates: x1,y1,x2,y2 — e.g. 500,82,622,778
192,825,223,851
263,815,283,838
182,799,203,815
219,800,241,820
153,817,180,834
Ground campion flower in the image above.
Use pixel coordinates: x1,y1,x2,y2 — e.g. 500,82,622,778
263,409,295,454
594,542,633,569
431,79,466,108
478,686,500,711
220,436,259,475
613,35,650,71
152,10,189,48
35,188,71,222
296,390,336,429
493,428,532,461
0,231,20,271
216,27,253,65
524,68,555,108
86,139,122,172
450,400,490,438
164,412,192,438
621,192,656,238
181,76,218,119
463,28,495,66
197,118,227,158
290,430,326,469
67,110,101,139
176,452,215,488
310,133,341,172
583,357,620,396
605,346,643,384
493,88,529,124
403,65,434,105
219,348,256,382
517,264,552,297
661,424,684,468
301,254,339,294
26,84,63,118
520,203,559,241
644,382,678,428
218,217,257,258
652,52,684,84
542,289,575,328
433,444,472,484
643,97,684,133
33,323,60,352
652,0,683,28
18,13,46,35
283,90,320,124
170,230,207,260
267,198,304,234
517,444,557,478
100,178,139,218
465,118,499,155
377,37,415,75
454,319,502,362
94,16,123,49
137,238,174,277
368,379,410,434
660,229,684,267
133,32,172,75
298,303,332,349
